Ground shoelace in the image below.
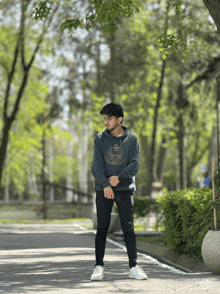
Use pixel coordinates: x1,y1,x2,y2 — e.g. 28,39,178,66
93,266,103,274
135,265,146,275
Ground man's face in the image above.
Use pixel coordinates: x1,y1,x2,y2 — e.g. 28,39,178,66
103,115,120,132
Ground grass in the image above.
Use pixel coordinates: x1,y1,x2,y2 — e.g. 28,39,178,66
81,224,94,230
134,221,168,248
0,218,90,224
134,222,145,231
136,234,169,248
134,222,165,232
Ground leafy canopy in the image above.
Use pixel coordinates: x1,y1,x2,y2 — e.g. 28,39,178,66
33,0,140,34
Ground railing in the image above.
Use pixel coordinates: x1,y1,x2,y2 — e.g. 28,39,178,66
45,181,93,204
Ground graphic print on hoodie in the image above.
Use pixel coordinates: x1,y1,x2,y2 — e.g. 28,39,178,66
91,126,139,192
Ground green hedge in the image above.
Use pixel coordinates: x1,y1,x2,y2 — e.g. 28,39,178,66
157,188,218,260
134,196,160,217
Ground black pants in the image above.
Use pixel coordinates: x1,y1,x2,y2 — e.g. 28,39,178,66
95,190,137,269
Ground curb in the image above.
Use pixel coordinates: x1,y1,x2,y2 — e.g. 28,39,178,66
73,222,212,275
136,240,208,273
111,232,209,274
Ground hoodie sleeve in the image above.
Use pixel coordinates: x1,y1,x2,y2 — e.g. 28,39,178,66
91,135,110,189
117,136,139,179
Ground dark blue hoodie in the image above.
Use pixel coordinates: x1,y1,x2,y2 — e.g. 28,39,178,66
91,126,139,192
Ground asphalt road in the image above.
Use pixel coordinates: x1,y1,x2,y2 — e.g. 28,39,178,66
0,223,220,294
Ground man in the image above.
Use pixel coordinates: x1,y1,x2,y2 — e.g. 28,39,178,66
90,103,148,281
200,164,212,189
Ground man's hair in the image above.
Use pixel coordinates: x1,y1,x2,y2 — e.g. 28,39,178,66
100,103,124,122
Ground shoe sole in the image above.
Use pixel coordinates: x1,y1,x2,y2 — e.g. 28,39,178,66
129,274,148,280
90,275,104,281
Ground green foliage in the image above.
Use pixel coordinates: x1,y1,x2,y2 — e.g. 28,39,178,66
87,0,140,34
32,1,51,20
156,34,179,60
212,166,220,228
61,19,84,31
34,0,139,34
213,166,220,199
52,131,78,185
2,0,219,201
134,196,160,217
157,188,219,259
2,70,49,195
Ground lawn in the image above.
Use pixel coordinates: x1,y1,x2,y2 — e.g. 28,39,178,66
0,218,91,224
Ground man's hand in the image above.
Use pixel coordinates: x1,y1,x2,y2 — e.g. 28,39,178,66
104,186,114,199
109,176,120,187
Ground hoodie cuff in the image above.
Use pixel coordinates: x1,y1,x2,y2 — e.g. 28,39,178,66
117,171,126,179
102,179,111,189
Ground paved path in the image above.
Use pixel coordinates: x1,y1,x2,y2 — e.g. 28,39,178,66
0,223,220,294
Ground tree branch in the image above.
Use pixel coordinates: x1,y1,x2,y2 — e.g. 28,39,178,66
27,2,60,70
10,3,60,123
20,0,28,70
3,36,20,123
203,0,220,35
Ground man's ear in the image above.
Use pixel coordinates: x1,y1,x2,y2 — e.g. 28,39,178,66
117,117,122,124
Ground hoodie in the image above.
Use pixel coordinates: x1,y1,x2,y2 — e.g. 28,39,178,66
91,126,139,192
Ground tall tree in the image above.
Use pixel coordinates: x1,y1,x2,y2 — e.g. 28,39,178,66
0,0,60,188
2,68,49,201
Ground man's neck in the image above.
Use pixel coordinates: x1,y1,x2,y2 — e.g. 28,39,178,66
110,125,124,137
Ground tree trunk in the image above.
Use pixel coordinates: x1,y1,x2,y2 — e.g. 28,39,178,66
176,117,185,189
203,0,220,34
144,2,170,196
140,133,149,194
108,34,116,103
41,129,47,219
95,41,101,96
216,77,220,167
27,167,39,201
4,143,10,203
145,59,166,196
0,121,13,189
175,82,188,190
156,135,168,182
49,138,54,202
208,126,218,173
66,113,76,202
78,120,89,198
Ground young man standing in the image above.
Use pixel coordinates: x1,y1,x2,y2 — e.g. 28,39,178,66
90,103,148,281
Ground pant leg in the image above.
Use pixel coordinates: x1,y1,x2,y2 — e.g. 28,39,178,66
115,191,137,268
95,191,114,267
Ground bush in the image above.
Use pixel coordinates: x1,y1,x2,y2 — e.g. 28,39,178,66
213,166,220,229
134,196,160,217
157,188,218,260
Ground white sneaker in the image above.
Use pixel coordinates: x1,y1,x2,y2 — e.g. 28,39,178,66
90,266,104,281
129,265,148,280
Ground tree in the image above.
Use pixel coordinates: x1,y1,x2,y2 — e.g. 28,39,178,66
0,0,60,188
203,0,220,34
35,0,220,36
1,68,49,201
37,88,62,218
89,0,219,195
33,0,140,34
32,0,220,197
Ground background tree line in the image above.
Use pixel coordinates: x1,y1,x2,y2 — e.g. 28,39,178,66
0,0,220,202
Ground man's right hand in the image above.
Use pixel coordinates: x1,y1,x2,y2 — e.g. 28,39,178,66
104,186,114,199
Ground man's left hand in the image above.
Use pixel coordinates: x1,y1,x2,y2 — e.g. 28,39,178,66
109,176,120,187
